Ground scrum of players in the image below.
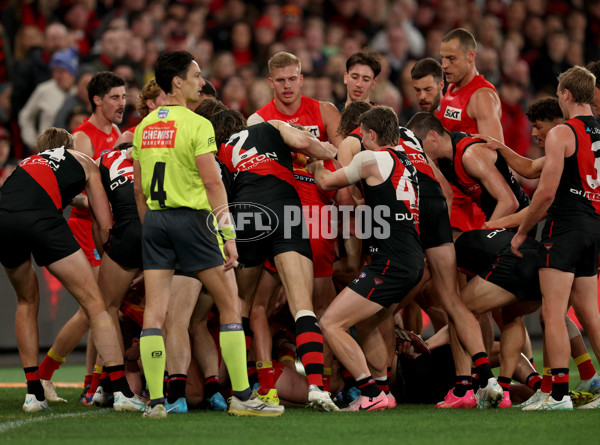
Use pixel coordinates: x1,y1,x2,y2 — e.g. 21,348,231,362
2,27,600,417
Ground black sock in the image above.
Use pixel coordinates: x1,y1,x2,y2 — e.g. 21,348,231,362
24,366,45,401
99,374,113,394
233,387,252,401
453,376,472,397
356,376,380,398
204,375,220,399
167,374,187,403
247,361,258,389
471,369,479,391
526,372,542,391
104,364,133,397
342,368,355,390
550,368,569,401
498,376,511,392
242,316,253,355
472,352,493,387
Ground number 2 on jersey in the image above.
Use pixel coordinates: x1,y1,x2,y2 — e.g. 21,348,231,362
151,162,167,208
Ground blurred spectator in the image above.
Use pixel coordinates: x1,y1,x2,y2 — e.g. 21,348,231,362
111,58,142,130
505,0,527,33
476,46,501,86
219,74,247,115
304,18,327,75
0,23,11,84
83,27,128,71
521,15,546,66
398,59,418,123
476,14,503,51
384,25,413,85
499,79,531,158
246,77,273,114
54,65,95,130
0,83,11,126
229,20,254,69
11,22,70,119
530,30,572,96
18,47,77,151
586,60,600,119
66,103,89,133
62,0,96,57
322,23,344,59
209,51,236,90
254,15,278,70
129,10,155,41
0,126,15,186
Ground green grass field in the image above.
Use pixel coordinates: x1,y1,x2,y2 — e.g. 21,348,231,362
1,360,600,445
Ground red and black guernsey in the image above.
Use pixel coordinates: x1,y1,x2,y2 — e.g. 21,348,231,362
438,132,530,220
361,147,422,263
548,116,600,235
217,122,300,203
71,119,119,221
355,126,444,200
99,149,138,221
0,147,85,213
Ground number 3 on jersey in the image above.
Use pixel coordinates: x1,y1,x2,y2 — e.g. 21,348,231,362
151,162,167,208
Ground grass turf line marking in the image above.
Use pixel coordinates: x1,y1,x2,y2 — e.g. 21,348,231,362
0,410,110,433
0,382,83,388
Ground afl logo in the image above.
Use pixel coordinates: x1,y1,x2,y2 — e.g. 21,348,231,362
158,109,169,119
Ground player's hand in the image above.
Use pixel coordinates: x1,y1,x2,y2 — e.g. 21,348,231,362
223,239,239,270
510,231,526,258
306,158,324,175
322,141,337,159
472,133,505,151
482,219,503,229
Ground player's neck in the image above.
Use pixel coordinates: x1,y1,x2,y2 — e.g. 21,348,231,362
453,68,478,90
565,103,593,119
89,112,114,134
274,96,302,115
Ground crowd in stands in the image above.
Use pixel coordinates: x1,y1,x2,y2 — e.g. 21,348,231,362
1,0,600,171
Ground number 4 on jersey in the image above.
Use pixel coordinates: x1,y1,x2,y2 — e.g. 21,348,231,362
151,162,167,208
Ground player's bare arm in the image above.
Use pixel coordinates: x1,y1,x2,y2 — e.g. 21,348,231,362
463,146,519,221
320,101,343,147
133,160,149,224
473,133,545,179
310,150,382,191
512,125,571,256
74,150,112,246
269,120,336,160
468,88,504,142
73,131,95,158
337,136,362,167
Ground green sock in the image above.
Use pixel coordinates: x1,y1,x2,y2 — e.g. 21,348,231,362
140,329,166,401
220,324,250,393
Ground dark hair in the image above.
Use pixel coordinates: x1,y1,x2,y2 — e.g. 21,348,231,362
87,71,126,112
406,112,446,141
201,79,217,98
155,51,195,94
359,106,399,146
207,108,247,147
338,101,372,137
194,99,228,120
586,60,600,89
442,28,477,52
411,58,443,82
346,52,381,78
113,141,133,152
526,97,563,123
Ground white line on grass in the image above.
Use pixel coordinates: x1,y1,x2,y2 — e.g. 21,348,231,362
0,409,111,434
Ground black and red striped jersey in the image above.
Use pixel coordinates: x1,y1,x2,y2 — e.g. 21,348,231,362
217,122,299,203
99,149,138,221
440,132,530,220
361,147,422,262
548,116,600,234
0,147,85,212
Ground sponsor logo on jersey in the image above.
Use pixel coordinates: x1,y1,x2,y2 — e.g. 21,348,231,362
208,136,215,148
158,109,169,119
374,277,383,285
359,272,367,279
444,106,462,121
141,121,177,148
305,125,320,138
543,243,553,251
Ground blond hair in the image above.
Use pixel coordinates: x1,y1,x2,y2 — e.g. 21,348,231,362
557,66,596,105
268,52,301,75
36,127,74,152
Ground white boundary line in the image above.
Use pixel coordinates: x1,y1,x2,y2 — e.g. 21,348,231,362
0,409,110,434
